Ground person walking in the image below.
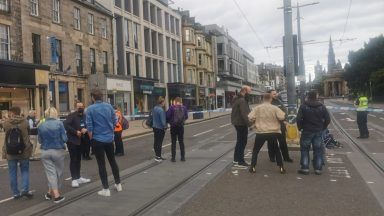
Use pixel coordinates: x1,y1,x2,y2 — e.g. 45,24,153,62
64,102,91,188
152,97,167,162
38,107,67,203
27,110,40,161
2,106,33,199
297,91,330,175
86,89,122,196
248,93,287,174
355,94,369,138
267,90,293,163
113,106,124,156
231,86,252,168
166,97,188,162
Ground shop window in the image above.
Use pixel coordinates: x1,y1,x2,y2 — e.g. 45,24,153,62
58,82,69,112
32,34,41,64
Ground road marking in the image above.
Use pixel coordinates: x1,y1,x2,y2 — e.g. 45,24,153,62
65,177,72,181
162,143,171,148
380,118,384,121
345,118,355,122
193,129,214,137
219,123,231,128
369,114,377,117
330,179,337,182
0,190,36,204
367,181,375,184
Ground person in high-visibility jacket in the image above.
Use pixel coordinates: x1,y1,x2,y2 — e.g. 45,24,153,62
113,106,124,156
355,95,369,138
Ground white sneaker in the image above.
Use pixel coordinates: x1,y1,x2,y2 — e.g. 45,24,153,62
97,189,111,197
115,183,122,192
77,177,91,184
71,180,79,188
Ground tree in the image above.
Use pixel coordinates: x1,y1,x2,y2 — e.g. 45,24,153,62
370,68,384,101
345,35,384,99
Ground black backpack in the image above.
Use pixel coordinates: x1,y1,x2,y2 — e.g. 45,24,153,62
5,126,26,155
122,116,129,130
145,111,153,128
171,106,185,126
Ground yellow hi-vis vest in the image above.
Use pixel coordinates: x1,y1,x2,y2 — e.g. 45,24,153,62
357,96,368,111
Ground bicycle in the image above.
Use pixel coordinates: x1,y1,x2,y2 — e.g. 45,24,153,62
142,118,151,129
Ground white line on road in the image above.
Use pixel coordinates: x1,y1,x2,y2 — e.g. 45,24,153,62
219,123,231,128
162,143,171,148
0,190,36,204
193,129,214,137
380,118,384,121
369,114,377,117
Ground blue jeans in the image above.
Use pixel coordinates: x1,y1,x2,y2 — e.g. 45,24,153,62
7,159,30,196
300,131,323,171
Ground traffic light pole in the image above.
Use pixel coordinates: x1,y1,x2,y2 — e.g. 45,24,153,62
297,3,306,105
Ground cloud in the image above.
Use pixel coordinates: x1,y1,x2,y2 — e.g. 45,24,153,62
172,0,384,75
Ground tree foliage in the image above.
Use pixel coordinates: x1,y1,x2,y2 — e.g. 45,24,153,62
345,35,384,99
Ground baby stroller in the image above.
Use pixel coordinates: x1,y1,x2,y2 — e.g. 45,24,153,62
322,129,342,149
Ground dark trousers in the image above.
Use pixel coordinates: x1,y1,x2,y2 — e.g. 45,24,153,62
251,133,283,167
234,125,248,163
268,124,290,160
81,135,91,158
114,131,124,155
153,128,166,157
357,111,369,137
171,125,185,159
67,143,82,180
92,139,120,189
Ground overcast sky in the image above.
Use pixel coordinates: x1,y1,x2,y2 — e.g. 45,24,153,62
171,0,384,80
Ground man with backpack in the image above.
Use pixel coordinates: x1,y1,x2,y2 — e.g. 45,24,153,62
166,97,188,162
2,106,33,199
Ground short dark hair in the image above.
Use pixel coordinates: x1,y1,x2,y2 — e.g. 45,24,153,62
91,89,103,101
9,107,21,116
263,93,272,101
267,89,276,93
308,91,318,100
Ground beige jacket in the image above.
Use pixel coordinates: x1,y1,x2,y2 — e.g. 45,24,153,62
248,102,286,134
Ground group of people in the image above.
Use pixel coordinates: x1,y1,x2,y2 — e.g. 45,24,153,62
2,89,124,203
231,86,330,175
151,96,188,162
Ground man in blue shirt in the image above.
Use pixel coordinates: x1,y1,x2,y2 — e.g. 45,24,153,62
86,89,121,196
152,97,167,162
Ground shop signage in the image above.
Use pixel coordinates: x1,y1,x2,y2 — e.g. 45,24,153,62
107,78,132,92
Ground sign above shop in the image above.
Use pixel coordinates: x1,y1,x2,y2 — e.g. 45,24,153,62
107,78,132,92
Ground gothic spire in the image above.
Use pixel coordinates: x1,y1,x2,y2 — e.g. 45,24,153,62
328,36,336,73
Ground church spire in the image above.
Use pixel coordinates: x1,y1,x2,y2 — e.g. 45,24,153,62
328,36,336,73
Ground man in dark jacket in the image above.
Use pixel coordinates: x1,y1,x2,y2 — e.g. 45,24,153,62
231,85,252,168
297,91,330,175
64,102,91,188
267,90,293,162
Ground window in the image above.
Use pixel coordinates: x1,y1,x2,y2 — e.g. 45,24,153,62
0,0,9,12
124,0,131,12
132,0,139,17
102,51,108,73
52,0,60,23
101,19,107,38
185,29,190,42
218,59,224,71
166,37,170,59
58,82,69,112
49,81,56,106
52,39,63,71
75,45,83,74
88,13,94,34
217,43,223,55
30,0,39,16
77,89,84,103
0,24,10,60
186,49,191,62
135,54,140,76
175,19,180,35
164,12,169,31
124,19,129,46
198,54,202,66
74,7,81,30
32,34,41,64
199,72,204,86
115,0,121,8
126,52,131,75
90,48,96,74
197,37,202,47
133,22,139,49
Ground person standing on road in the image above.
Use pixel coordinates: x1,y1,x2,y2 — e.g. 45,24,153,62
113,106,124,156
267,90,293,163
297,91,330,175
2,106,33,199
86,89,122,197
38,107,67,203
248,93,286,174
355,95,369,139
152,97,167,162
166,97,188,162
231,86,252,168
27,110,40,161
64,102,91,188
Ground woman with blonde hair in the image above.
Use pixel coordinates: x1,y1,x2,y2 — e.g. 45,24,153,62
38,107,68,203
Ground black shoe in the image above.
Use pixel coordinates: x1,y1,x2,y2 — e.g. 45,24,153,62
249,166,256,173
171,158,176,162
13,194,21,199
238,161,249,166
21,191,34,199
357,136,368,139
284,158,294,163
45,193,52,200
181,157,186,162
53,196,65,204
297,169,310,175
280,166,286,174
83,156,93,160
270,158,276,162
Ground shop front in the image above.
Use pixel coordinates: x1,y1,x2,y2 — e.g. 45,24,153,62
216,88,225,109
0,61,49,119
198,87,216,110
167,83,196,110
133,77,166,113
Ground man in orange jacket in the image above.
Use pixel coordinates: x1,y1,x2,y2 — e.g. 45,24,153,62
113,106,124,156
